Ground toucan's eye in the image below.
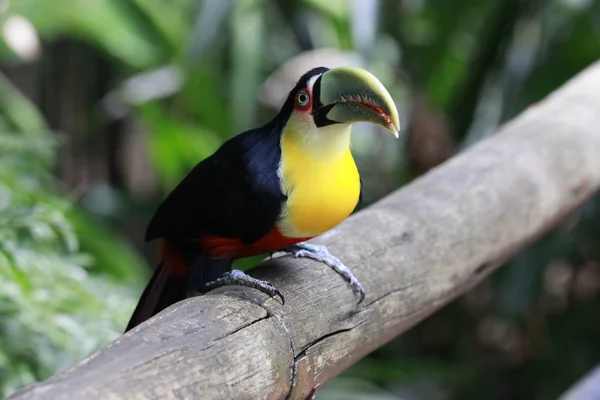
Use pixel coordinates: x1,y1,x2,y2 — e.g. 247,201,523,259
297,90,310,106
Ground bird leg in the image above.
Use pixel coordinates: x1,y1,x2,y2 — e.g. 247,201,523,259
205,270,285,304
280,242,365,304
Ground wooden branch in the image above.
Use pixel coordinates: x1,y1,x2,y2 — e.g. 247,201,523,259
10,62,600,400
561,365,600,400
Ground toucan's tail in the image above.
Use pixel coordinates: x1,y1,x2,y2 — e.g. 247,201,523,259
125,239,231,332
125,262,187,332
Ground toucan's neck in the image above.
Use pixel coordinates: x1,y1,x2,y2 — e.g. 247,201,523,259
280,112,352,161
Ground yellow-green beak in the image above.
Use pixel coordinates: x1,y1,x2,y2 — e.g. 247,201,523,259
315,66,400,137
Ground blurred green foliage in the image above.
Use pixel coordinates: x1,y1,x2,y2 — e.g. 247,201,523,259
0,0,599,399
0,73,144,397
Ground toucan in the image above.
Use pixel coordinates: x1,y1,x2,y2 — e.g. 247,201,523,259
125,66,400,332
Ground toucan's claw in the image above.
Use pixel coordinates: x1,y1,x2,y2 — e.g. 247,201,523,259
282,243,366,304
205,269,285,305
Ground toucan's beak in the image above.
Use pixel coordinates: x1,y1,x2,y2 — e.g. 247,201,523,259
315,66,400,137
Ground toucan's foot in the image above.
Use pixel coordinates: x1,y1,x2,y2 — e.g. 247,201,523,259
205,270,285,304
282,243,365,304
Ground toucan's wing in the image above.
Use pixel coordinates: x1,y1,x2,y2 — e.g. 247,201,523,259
145,127,285,244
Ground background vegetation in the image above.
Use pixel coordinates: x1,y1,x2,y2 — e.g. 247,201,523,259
0,0,599,398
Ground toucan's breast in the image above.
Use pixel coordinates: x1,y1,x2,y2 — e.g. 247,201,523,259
277,125,361,238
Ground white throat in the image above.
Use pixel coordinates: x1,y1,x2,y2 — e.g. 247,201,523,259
282,115,352,160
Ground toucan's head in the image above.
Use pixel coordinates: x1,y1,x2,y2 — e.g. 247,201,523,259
280,66,400,138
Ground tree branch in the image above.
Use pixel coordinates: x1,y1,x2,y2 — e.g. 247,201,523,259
9,61,600,400
560,364,600,400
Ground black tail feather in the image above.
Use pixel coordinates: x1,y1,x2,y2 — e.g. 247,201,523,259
125,263,187,332
125,244,233,333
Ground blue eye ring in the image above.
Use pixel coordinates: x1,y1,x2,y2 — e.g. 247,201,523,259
297,90,310,106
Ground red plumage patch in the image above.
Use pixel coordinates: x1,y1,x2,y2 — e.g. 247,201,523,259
158,238,189,276
201,227,311,259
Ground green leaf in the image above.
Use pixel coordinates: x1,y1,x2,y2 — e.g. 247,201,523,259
303,0,350,22
5,0,166,68
0,72,48,134
140,103,222,188
67,209,147,284
229,0,266,132
126,0,196,57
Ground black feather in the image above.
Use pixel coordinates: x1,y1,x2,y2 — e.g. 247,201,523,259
145,67,331,245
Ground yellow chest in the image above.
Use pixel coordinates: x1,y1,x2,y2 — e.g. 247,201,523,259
278,128,361,238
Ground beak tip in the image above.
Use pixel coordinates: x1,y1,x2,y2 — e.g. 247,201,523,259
387,119,401,138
